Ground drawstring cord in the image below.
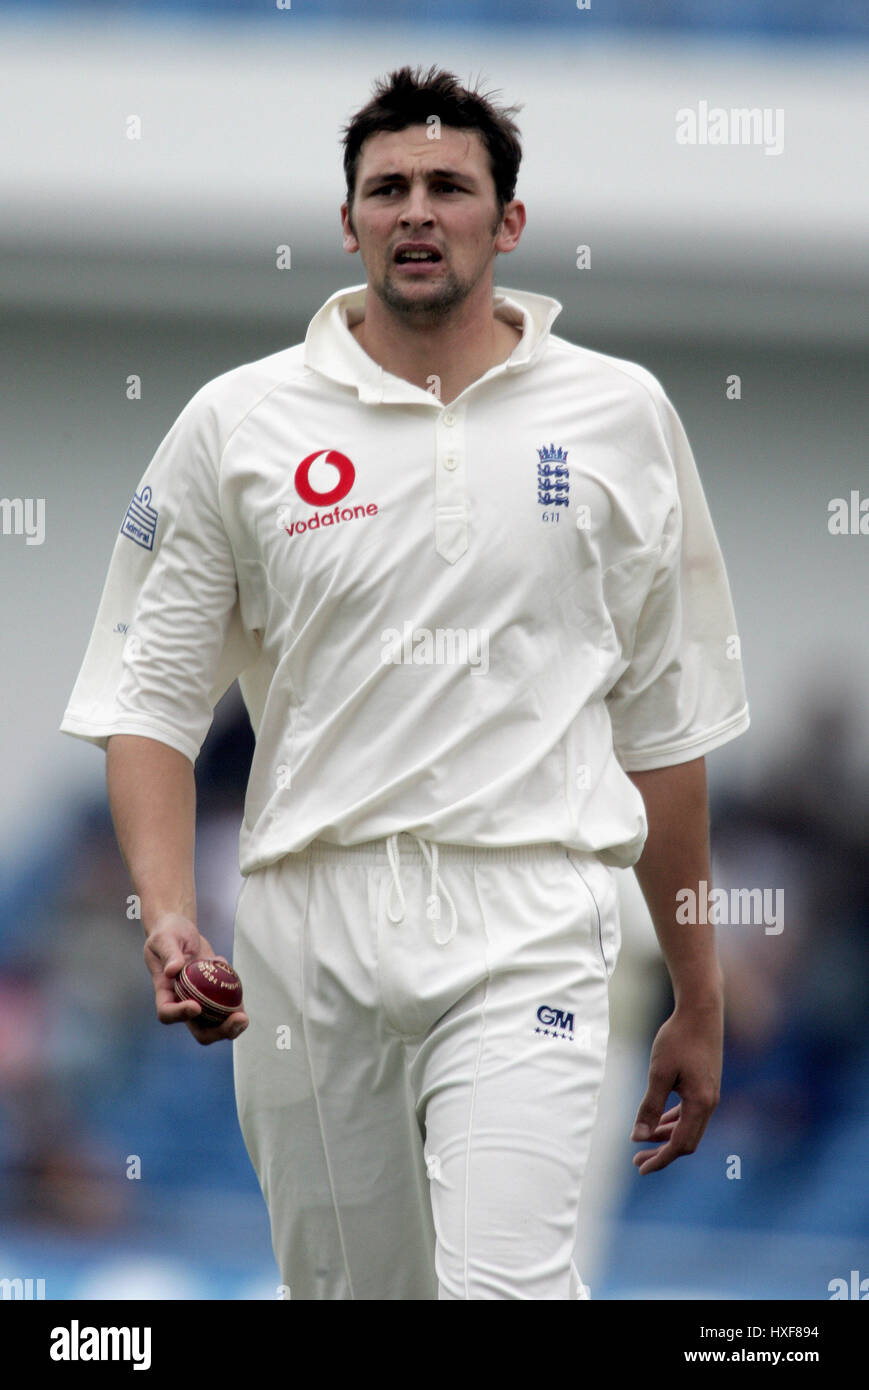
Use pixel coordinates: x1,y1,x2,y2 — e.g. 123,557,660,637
385,833,459,946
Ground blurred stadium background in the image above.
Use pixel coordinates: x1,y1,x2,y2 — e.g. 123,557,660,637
1,0,867,1300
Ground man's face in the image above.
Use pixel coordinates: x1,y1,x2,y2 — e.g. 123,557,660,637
341,124,518,323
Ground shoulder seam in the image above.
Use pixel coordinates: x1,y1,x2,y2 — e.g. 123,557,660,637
546,336,667,415
212,356,310,471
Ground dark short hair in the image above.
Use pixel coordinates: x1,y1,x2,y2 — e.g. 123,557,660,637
341,65,523,223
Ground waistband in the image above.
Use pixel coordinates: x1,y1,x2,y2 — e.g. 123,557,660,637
287,835,600,950
301,834,578,865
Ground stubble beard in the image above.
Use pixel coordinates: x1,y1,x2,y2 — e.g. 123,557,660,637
376,258,482,326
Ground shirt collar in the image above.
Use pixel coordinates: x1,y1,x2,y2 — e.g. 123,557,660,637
304,282,563,404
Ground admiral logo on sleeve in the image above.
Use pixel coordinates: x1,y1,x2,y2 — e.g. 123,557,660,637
120,486,159,550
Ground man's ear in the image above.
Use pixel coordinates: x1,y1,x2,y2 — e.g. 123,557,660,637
341,203,359,254
494,198,526,256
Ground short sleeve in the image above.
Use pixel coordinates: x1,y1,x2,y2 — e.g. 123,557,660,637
60,390,259,762
605,389,750,771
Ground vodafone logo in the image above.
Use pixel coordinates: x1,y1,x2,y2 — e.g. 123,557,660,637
284,448,380,541
294,449,356,507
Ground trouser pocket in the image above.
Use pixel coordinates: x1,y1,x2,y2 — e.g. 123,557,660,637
564,850,621,980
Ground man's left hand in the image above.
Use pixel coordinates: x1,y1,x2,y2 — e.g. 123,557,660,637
630,1001,723,1174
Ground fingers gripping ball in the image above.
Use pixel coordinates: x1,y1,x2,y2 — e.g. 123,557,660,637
174,959,244,1026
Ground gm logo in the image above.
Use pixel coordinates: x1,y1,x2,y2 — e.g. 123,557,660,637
535,1005,574,1040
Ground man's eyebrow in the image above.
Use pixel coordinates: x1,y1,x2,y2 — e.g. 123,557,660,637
360,167,478,192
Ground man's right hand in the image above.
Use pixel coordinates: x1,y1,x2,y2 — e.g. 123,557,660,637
144,912,249,1046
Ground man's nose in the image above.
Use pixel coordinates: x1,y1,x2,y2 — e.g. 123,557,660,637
400,184,435,223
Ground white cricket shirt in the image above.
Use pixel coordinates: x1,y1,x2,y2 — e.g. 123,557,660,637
60,283,750,873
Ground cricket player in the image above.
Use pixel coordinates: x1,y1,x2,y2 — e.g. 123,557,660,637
61,66,750,1300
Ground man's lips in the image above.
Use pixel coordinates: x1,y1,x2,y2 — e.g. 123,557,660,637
393,258,443,273
393,242,443,265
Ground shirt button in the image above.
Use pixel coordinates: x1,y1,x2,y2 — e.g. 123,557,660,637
443,411,456,426
443,455,457,471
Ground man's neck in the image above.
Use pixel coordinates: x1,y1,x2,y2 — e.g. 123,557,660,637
348,287,522,406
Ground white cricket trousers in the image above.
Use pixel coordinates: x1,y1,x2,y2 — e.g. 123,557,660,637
232,833,620,1301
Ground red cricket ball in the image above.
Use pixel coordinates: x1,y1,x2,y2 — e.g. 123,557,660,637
174,958,244,1026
